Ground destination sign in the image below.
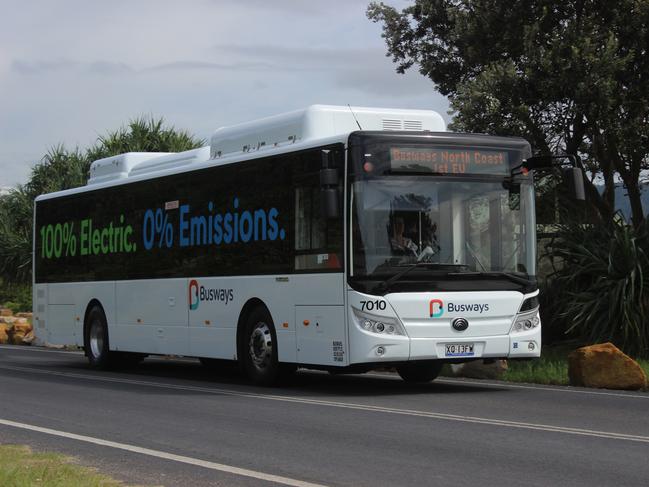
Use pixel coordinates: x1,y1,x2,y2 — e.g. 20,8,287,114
390,147,510,176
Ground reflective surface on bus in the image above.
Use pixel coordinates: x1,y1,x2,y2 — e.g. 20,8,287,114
351,177,535,280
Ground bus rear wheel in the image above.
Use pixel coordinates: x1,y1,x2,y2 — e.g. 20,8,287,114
396,360,443,383
241,307,281,386
84,305,113,369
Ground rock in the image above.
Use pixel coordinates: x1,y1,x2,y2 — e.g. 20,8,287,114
0,308,12,317
14,317,28,325
10,332,25,344
12,323,32,334
21,330,35,344
0,316,16,325
568,342,648,390
451,359,508,380
0,324,8,344
15,312,33,319
9,323,32,345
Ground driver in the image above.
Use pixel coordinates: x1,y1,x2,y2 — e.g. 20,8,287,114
391,217,418,256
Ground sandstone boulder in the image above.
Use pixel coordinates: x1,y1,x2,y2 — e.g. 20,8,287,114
451,359,508,380
15,312,33,319
0,316,16,325
0,308,12,317
10,322,33,345
0,324,8,344
568,342,647,390
21,330,35,344
13,322,32,334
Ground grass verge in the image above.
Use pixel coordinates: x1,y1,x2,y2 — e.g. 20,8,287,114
0,444,131,487
502,345,649,388
503,345,571,385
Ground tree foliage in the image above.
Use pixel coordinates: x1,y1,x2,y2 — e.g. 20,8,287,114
0,117,203,285
367,0,649,227
543,215,649,358
86,117,203,162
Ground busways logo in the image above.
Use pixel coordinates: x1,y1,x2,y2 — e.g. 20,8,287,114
189,279,234,310
429,299,444,317
429,299,490,317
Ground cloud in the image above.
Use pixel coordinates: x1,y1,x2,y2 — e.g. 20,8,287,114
334,66,438,97
0,1,449,187
11,59,78,75
211,44,382,68
86,62,133,75
208,43,440,97
10,57,286,77
145,60,280,72
215,0,369,14
11,59,134,76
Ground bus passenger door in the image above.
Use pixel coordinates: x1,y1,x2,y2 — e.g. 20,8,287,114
292,148,346,366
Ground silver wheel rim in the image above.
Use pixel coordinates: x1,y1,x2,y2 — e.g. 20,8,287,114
89,319,104,359
248,321,273,371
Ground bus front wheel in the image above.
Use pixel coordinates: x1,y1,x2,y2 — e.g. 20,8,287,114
241,307,281,386
396,360,443,383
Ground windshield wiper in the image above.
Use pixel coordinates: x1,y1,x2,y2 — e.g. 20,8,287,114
446,271,532,286
465,242,486,271
374,263,468,294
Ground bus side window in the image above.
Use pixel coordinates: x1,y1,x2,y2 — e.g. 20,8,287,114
293,148,343,271
295,187,325,251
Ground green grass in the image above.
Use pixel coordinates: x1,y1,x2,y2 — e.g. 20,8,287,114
504,351,570,385
0,445,136,487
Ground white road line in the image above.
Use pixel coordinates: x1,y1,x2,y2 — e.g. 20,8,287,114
436,377,649,398
2,364,649,444
0,418,326,487
367,372,649,399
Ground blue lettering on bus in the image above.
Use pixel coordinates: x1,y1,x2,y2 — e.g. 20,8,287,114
147,197,285,251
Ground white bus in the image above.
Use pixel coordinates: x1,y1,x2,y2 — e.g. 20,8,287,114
33,105,570,385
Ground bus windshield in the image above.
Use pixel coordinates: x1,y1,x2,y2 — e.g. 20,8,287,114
349,136,536,292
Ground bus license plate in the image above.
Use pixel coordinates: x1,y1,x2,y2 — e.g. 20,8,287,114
445,343,475,357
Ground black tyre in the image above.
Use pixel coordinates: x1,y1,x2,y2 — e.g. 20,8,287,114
84,305,114,369
241,307,281,386
396,360,443,383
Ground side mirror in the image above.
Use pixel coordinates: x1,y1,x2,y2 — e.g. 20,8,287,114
321,188,339,219
521,155,555,170
320,149,340,218
562,166,586,201
521,154,585,201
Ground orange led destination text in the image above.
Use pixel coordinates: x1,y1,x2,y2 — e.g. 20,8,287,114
391,148,506,174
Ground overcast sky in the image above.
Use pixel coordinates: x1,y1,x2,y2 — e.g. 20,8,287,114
0,0,449,188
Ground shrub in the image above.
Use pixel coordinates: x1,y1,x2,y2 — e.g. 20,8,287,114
544,216,649,358
0,281,32,313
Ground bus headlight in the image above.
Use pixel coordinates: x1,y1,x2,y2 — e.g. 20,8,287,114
354,310,406,336
510,310,540,334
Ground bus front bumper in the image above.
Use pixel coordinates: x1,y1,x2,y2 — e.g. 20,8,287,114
348,326,541,364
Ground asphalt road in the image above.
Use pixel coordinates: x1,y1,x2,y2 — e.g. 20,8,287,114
1,345,648,487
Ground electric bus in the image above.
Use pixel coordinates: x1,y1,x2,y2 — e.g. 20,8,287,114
33,105,571,385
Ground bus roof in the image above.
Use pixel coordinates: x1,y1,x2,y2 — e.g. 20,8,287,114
83,105,444,187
